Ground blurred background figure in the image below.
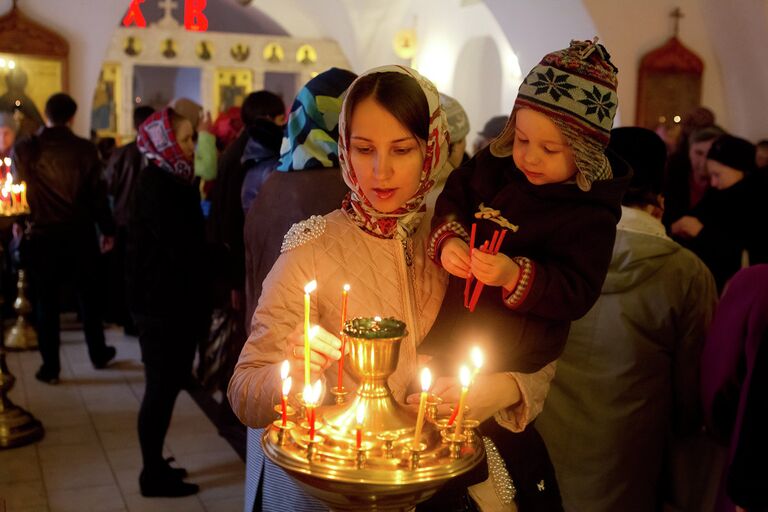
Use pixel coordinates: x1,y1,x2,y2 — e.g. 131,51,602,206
471,114,507,155
439,93,470,169
0,110,18,160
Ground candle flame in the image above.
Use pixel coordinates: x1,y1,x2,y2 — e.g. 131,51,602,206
343,283,350,292
459,365,471,387
280,360,290,381
303,383,314,405
470,346,484,370
2,157,11,167
304,280,317,294
282,376,292,396
374,316,382,322
355,402,365,425
420,367,432,392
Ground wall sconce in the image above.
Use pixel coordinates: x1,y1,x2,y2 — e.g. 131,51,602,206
393,29,417,60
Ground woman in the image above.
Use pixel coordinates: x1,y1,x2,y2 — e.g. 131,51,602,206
229,66,555,511
128,108,211,497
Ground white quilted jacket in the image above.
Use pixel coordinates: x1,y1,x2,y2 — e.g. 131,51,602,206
228,209,555,430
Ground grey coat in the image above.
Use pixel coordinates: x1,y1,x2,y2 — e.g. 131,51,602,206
537,207,718,512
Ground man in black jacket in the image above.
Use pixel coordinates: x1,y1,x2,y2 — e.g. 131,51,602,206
15,93,117,384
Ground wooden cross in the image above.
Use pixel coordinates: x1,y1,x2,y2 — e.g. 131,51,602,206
671,7,684,37
158,0,178,21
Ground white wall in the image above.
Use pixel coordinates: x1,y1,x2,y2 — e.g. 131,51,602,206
0,0,126,137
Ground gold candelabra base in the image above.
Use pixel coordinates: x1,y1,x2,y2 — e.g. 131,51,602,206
263,317,484,511
5,270,37,351
0,350,44,448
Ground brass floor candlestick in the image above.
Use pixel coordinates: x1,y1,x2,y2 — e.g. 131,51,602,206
263,317,484,512
5,269,38,350
0,343,44,448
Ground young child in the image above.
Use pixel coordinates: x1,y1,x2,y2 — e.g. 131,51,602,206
422,39,631,374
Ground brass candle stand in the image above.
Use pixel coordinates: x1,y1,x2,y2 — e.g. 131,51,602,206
5,269,38,350
263,317,484,512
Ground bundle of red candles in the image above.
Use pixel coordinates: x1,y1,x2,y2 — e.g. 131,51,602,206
464,223,508,312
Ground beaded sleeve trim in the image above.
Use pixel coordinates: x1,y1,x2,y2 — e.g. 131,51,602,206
427,221,470,263
280,215,327,253
503,256,535,309
482,436,516,505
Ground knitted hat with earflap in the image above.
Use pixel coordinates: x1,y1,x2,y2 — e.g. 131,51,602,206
491,38,619,191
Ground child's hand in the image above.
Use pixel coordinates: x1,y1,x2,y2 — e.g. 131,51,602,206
471,251,520,290
440,238,471,278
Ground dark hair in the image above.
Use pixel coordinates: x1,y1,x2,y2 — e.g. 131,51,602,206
609,127,667,208
757,139,768,149
343,72,429,142
133,106,156,131
689,125,726,146
45,93,77,126
241,90,285,126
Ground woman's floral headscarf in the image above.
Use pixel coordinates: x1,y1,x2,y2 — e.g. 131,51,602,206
338,65,450,240
136,108,194,183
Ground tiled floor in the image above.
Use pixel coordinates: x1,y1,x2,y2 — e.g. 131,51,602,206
0,327,245,512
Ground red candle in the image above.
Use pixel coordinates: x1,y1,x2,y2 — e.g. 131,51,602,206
355,403,365,449
280,361,291,427
337,284,350,390
309,407,316,440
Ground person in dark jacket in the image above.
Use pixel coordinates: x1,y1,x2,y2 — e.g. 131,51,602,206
423,39,630,376
207,90,285,311
671,135,768,291
14,92,116,385
663,125,725,232
127,108,210,497
243,68,356,325
103,105,155,333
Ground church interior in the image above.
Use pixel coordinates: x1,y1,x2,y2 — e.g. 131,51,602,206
0,0,766,511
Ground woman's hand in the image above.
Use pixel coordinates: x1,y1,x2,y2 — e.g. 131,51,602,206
407,373,522,424
671,215,704,239
285,324,344,384
471,250,520,290
440,237,470,278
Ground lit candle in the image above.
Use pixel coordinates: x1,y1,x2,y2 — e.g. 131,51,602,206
337,284,350,390
303,280,317,388
470,346,484,381
355,402,365,450
412,368,432,451
305,380,321,441
2,156,11,168
450,366,471,433
280,360,291,427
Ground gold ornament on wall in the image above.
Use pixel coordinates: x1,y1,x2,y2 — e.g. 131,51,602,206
161,38,177,59
124,36,142,57
393,29,417,60
196,40,213,61
296,44,317,65
263,42,284,63
231,43,250,62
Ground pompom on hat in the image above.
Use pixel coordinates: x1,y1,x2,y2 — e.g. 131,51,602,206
491,38,619,191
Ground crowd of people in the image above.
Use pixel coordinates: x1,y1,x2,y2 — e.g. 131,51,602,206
2,36,766,512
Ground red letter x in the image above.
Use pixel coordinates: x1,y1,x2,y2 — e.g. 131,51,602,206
184,0,209,32
122,0,147,28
